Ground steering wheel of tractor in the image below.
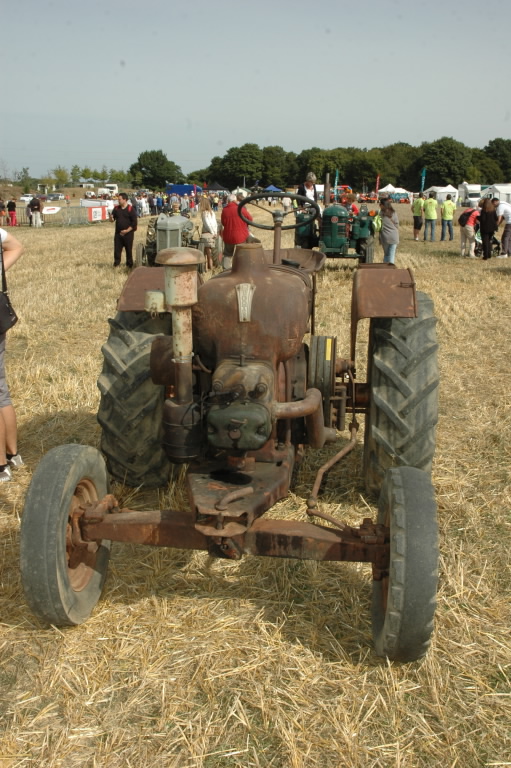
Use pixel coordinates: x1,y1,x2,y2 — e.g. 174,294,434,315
237,192,321,231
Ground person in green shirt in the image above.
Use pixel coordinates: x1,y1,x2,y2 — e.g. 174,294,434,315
412,193,425,241
423,193,438,241
440,194,457,241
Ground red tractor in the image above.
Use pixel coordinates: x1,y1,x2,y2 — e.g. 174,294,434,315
20,192,439,662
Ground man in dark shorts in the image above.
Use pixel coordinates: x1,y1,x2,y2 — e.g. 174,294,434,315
110,193,137,267
412,193,425,241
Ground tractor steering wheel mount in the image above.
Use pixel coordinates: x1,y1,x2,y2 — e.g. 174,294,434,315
237,192,320,231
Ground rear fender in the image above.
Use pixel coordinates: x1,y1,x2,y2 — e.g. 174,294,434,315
350,265,417,361
117,267,165,312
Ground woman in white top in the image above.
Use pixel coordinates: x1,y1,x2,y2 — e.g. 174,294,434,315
199,196,218,270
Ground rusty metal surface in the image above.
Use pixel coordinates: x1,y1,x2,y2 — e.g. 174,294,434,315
150,336,175,385
192,244,312,370
117,267,165,312
187,444,295,527
82,507,208,549
273,387,336,449
350,265,417,361
81,497,389,568
262,248,326,273
243,518,389,567
155,247,204,266
307,422,358,510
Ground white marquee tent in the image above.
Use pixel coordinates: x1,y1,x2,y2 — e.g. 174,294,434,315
424,184,458,204
480,184,511,203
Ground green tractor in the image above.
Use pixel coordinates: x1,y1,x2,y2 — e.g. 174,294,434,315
319,202,375,264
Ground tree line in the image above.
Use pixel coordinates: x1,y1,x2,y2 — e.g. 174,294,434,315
3,137,511,193
188,137,511,191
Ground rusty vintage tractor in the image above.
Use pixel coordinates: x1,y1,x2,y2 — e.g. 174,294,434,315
20,192,439,662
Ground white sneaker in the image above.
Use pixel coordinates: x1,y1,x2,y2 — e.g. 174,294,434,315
496,254,508,258
0,466,12,482
7,453,23,468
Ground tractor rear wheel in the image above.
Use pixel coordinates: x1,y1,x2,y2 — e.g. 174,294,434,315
20,444,111,626
363,291,439,497
97,311,172,487
372,466,438,661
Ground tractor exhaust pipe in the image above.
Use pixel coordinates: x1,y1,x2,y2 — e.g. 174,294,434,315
155,247,204,404
155,248,205,464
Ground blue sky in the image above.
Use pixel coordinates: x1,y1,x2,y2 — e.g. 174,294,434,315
2,0,510,178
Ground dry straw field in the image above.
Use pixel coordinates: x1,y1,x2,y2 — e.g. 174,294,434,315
0,204,510,767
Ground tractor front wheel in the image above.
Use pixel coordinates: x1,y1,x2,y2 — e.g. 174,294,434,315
97,311,172,487
20,445,111,626
372,466,439,661
358,236,375,264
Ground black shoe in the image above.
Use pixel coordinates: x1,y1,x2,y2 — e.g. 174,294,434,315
126,263,134,269
113,262,121,267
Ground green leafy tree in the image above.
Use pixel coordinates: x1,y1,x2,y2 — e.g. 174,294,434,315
129,169,143,188
109,169,130,184
70,165,81,183
129,150,184,189
345,149,382,190
81,166,92,181
377,142,416,187
261,145,288,189
221,143,263,189
97,165,109,184
284,151,298,187
416,137,471,187
323,148,349,185
13,167,32,193
52,165,70,188
466,149,503,184
187,168,209,187
205,156,226,186
295,147,328,184
484,138,511,180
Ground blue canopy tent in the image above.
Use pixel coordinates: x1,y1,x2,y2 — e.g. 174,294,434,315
166,183,202,196
264,185,282,192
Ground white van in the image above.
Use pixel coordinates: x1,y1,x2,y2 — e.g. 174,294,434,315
458,182,481,207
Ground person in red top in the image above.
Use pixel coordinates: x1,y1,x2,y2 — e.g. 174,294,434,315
460,207,480,259
220,193,259,270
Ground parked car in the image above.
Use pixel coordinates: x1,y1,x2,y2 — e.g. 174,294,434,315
47,193,65,201
20,193,35,203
